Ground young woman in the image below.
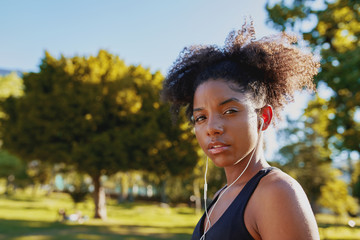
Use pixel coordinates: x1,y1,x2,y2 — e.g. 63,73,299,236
162,21,320,240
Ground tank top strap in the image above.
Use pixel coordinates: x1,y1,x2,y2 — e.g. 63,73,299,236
229,166,276,239
211,166,275,205
236,166,276,214
192,167,277,240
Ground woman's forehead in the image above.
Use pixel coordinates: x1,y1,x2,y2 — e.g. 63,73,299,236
193,79,255,106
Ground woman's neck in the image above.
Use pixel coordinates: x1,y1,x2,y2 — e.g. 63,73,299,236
223,152,269,186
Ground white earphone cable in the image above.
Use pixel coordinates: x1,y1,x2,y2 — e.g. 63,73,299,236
204,157,210,227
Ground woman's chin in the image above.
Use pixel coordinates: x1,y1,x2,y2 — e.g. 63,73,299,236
210,157,238,168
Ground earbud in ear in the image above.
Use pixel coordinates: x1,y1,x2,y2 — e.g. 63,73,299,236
259,117,265,130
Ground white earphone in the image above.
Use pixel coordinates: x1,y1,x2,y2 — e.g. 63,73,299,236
259,117,264,130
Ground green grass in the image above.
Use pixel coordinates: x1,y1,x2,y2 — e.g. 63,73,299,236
316,214,360,240
0,190,359,239
0,191,199,240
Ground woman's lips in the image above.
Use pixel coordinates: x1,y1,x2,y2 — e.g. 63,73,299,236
208,142,230,155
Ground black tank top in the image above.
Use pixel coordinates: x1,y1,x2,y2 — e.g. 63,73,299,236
191,167,275,240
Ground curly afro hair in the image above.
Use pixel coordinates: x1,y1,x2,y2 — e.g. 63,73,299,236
161,21,320,124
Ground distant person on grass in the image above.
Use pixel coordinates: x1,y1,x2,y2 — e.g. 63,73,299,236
162,20,320,240
58,208,87,224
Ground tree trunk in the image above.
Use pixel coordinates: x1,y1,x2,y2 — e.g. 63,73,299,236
92,174,107,220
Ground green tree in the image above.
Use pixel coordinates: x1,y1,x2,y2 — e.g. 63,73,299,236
0,72,23,120
0,72,23,99
0,72,23,144
26,160,54,195
277,96,335,211
318,169,358,216
1,50,198,219
0,72,26,194
266,0,360,204
142,109,199,203
0,150,22,194
352,160,360,203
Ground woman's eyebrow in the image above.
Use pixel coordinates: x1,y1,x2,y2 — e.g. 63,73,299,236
219,97,240,106
193,98,241,112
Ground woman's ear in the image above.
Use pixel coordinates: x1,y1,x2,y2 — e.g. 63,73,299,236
259,105,273,131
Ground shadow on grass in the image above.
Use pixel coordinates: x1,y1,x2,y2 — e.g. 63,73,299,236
0,218,192,240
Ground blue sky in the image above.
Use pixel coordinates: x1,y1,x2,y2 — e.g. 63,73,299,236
1,0,276,74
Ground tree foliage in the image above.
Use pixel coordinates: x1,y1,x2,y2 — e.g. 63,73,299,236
0,149,30,195
0,72,24,132
266,0,360,154
353,161,360,202
0,72,26,194
318,169,358,216
0,72,23,100
0,150,22,179
0,50,198,218
277,96,334,211
266,0,360,211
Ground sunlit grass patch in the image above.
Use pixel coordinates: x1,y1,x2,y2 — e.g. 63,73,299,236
0,191,359,239
12,236,51,240
0,191,198,240
316,213,360,240
319,226,360,240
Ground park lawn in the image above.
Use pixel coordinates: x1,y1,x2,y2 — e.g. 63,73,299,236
316,214,360,240
0,190,359,240
0,191,199,240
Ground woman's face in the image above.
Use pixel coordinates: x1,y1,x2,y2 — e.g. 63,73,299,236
193,79,260,167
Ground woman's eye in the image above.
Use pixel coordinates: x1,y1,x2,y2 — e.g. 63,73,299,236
194,115,206,123
224,109,237,114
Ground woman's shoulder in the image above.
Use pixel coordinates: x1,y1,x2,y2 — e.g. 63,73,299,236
248,168,320,240
256,168,312,216
260,168,303,195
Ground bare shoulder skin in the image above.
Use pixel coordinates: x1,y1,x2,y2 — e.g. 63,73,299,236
245,169,320,240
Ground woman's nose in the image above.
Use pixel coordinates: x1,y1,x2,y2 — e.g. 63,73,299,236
206,115,224,136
